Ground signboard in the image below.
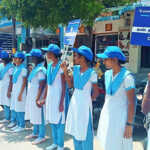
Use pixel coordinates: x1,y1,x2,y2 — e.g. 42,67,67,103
21,26,26,44
105,24,112,31
131,7,150,46
17,36,21,51
64,19,81,46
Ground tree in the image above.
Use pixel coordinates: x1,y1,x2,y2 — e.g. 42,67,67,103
101,0,137,8
0,0,137,48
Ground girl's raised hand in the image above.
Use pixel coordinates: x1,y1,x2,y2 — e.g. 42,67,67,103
61,61,68,73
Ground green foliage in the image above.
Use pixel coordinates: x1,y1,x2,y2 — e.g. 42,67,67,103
0,0,137,30
101,0,137,8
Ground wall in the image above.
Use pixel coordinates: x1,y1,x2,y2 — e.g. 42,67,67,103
94,11,142,73
128,45,141,73
128,11,141,73
94,18,124,34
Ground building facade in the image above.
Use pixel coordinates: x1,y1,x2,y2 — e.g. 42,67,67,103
94,2,150,73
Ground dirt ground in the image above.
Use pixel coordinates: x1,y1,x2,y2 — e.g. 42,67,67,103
0,108,145,150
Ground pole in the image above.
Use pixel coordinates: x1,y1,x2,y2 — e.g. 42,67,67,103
12,17,16,54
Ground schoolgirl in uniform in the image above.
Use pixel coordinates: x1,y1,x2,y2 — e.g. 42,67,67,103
7,54,17,128
11,52,27,132
96,46,136,150
0,51,13,124
25,49,47,145
41,44,66,150
61,45,99,150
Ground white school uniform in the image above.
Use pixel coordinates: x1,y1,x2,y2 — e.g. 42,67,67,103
25,71,46,124
65,72,97,141
97,74,135,150
0,67,13,107
11,68,27,112
46,68,65,124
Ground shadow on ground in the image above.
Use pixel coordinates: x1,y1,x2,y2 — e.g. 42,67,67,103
0,107,71,150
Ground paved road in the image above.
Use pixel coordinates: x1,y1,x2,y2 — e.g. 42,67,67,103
0,108,147,150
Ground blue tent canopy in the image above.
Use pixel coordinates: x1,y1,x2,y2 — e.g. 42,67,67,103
0,17,21,28
119,3,142,15
95,15,120,22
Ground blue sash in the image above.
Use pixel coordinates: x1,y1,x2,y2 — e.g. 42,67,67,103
0,63,13,80
73,65,93,90
28,63,46,82
47,61,61,85
105,67,131,95
0,63,4,74
12,63,25,83
65,83,70,120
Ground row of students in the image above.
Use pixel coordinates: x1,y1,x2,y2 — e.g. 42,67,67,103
0,46,67,150
0,52,27,132
0,44,136,150
61,45,135,150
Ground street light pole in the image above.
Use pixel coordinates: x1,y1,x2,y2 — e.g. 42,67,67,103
9,0,17,53
12,17,16,53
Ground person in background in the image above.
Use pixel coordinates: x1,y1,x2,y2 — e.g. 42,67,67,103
96,46,135,150
25,49,47,145
41,44,66,150
0,51,13,125
11,52,27,132
61,45,99,150
142,73,150,150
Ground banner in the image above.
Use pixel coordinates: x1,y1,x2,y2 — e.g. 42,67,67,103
64,19,81,46
131,7,150,46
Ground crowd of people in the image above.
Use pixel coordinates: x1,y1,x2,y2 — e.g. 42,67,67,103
0,44,138,150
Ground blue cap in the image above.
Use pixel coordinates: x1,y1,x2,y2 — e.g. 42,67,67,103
96,46,126,62
42,44,61,55
73,45,93,62
14,52,25,59
27,49,42,57
0,51,9,59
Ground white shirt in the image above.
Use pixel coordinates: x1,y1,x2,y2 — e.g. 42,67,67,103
25,71,46,124
65,71,97,140
0,67,13,106
11,68,27,112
